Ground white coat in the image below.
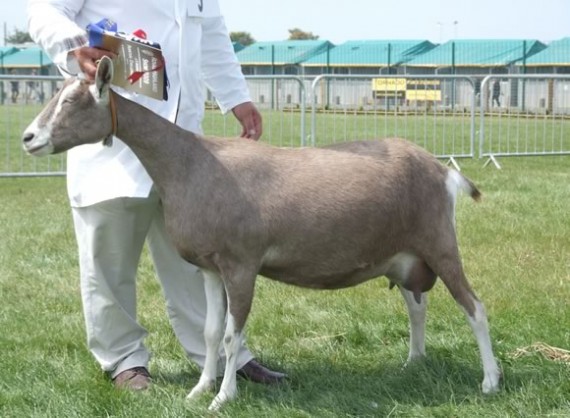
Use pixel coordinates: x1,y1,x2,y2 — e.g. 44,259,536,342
28,0,251,207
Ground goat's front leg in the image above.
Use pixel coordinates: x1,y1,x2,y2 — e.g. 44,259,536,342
208,270,256,412
398,286,427,364
187,270,226,401
208,310,243,411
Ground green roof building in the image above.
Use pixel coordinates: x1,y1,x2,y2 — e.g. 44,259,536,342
237,40,333,75
0,47,20,74
0,47,19,58
405,39,546,75
521,37,570,73
232,42,245,53
302,40,436,75
2,47,53,72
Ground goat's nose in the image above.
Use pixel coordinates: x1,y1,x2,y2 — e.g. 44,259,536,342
23,132,35,143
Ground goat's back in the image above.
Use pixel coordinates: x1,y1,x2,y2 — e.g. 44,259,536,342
164,136,473,289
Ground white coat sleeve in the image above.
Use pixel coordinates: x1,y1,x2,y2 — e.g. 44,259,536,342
27,0,88,75
201,16,251,114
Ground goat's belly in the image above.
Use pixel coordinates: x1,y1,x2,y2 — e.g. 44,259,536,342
259,244,396,289
260,251,437,294
259,262,389,289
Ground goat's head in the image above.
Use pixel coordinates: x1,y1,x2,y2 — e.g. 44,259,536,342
22,56,115,156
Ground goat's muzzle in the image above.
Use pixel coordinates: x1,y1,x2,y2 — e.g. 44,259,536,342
22,131,54,156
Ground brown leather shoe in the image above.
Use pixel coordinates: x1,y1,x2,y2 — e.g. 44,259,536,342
113,367,151,391
237,359,287,384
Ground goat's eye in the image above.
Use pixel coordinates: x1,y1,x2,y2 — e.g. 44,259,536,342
63,98,75,105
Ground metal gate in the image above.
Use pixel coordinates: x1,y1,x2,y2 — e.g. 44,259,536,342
479,74,570,169
309,74,477,169
0,74,66,177
206,75,307,146
2,73,570,177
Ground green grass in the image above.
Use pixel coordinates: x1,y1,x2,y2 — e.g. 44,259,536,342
1,102,569,416
1,154,569,417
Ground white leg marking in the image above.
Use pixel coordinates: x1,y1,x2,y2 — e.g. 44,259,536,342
187,271,226,401
463,299,501,394
445,170,462,228
208,313,242,411
399,287,427,363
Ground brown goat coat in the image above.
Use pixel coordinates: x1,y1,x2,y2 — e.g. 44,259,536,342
23,65,501,408
24,76,480,328
101,93,478,328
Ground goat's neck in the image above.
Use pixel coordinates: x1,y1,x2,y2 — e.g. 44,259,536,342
111,91,199,194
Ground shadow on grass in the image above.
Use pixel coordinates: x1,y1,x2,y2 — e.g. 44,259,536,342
153,347,525,416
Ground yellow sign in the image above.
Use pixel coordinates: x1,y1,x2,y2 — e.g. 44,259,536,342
407,79,441,87
372,78,442,101
372,78,406,91
406,90,442,101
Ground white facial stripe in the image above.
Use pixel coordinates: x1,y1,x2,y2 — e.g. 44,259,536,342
51,79,82,126
35,80,82,137
25,112,43,138
22,107,53,155
22,79,83,156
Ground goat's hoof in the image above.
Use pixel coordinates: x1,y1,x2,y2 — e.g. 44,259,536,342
481,371,502,394
186,380,215,401
402,353,426,369
207,398,223,412
207,389,236,412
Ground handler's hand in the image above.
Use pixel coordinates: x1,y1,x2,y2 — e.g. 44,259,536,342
72,47,116,80
232,101,262,141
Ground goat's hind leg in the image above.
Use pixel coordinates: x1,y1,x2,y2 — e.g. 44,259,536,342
461,293,501,394
187,270,226,401
430,255,501,394
398,286,427,364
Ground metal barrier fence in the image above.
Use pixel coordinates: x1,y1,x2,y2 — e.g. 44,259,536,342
479,74,570,169
203,75,307,147
309,74,477,170
0,74,66,177
2,74,569,177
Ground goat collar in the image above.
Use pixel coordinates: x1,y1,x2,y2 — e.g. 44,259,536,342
103,91,118,147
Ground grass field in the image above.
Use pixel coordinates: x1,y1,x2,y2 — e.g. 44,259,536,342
1,101,569,416
0,153,569,417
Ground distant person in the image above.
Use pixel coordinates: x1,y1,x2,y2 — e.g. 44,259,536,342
10,69,19,104
492,80,501,107
27,69,39,102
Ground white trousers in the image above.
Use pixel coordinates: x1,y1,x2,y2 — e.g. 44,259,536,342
71,189,253,378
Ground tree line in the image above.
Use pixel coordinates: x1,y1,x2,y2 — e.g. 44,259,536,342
230,28,319,46
4,27,318,47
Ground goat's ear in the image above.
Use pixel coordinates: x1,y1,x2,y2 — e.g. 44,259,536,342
94,56,114,99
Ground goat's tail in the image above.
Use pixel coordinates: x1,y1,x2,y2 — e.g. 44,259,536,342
447,169,482,202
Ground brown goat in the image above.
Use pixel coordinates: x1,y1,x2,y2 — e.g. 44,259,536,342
22,57,500,411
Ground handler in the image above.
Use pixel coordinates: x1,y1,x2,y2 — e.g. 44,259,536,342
27,0,285,390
